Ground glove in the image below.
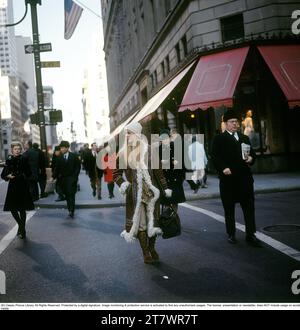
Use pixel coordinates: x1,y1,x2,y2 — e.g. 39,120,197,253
119,181,130,195
164,189,172,198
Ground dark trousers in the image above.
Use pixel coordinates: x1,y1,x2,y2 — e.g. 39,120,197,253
39,178,47,196
107,182,114,197
55,180,65,198
221,198,256,236
89,173,102,197
61,177,77,214
29,179,39,201
11,210,26,233
66,193,76,214
187,180,198,190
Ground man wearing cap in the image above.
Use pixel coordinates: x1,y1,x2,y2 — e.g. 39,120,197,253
211,110,261,247
54,141,81,218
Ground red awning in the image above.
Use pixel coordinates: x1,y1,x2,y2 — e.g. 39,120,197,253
179,47,249,112
258,45,300,108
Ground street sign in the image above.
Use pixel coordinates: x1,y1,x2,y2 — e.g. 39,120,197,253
24,42,52,54
41,61,61,68
49,110,63,124
29,112,44,125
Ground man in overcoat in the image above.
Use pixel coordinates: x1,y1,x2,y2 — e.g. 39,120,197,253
54,141,81,218
211,110,261,246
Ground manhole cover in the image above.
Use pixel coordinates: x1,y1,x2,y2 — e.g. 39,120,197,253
263,225,300,233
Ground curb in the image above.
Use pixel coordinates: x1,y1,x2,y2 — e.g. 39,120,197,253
35,202,125,209
26,186,300,209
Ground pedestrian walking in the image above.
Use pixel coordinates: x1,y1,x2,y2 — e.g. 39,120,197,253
80,143,90,174
211,110,261,246
113,122,171,264
23,140,40,201
102,143,116,199
159,129,186,211
188,135,208,192
51,145,65,202
1,142,34,239
53,141,81,218
33,143,48,198
86,143,103,199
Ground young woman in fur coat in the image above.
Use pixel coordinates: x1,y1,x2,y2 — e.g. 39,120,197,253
113,122,171,264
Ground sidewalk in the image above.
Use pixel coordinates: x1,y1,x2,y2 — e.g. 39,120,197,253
35,170,300,209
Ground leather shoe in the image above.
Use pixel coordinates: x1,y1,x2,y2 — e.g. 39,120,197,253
228,235,237,244
246,235,262,247
69,212,74,219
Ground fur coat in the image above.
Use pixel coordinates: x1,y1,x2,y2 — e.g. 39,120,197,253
113,141,168,242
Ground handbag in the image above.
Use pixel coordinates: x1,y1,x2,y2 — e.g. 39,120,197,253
153,170,181,239
159,204,181,239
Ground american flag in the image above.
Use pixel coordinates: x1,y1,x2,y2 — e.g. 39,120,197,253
64,0,83,40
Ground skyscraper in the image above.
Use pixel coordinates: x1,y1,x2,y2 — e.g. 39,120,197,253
0,0,18,76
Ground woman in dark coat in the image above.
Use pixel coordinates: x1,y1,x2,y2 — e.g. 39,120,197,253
1,142,34,239
159,129,186,211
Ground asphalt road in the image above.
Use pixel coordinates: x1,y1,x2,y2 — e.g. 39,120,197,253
0,191,300,303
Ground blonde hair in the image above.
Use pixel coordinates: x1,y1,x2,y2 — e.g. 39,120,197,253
11,141,22,150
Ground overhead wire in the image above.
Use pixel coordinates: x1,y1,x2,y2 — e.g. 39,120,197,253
0,3,28,27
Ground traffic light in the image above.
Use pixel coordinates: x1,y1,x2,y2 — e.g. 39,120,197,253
29,112,44,125
29,113,38,125
49,110,63,124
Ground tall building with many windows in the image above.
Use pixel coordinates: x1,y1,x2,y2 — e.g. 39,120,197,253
102,0,300,172
0,0,18,76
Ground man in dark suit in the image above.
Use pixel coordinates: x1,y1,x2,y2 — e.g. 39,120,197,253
54,141,81,218
211,110,261,247
85,143,103,199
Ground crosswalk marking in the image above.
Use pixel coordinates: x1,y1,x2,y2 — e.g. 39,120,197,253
181,202,300,263
0,211,36,256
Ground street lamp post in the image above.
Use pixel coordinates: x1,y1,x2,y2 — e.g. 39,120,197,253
26,0,47,154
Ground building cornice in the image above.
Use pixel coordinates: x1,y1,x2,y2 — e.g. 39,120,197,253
109,0,188,113
103,0,119,53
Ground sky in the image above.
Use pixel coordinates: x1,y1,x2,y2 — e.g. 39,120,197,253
12,0,104,142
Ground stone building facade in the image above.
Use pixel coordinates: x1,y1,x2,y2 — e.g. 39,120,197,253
101,0,300,172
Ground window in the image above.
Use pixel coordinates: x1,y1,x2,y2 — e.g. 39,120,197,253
151,70,158,89
141,87,148,106
154,70,157,86
175,43,181,63
165,55,170,75
151,74,154,89
161,61,165,78
181,35,188,57
221,14,244,42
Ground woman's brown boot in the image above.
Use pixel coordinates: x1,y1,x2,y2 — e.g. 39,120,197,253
148,236,159,262
137,231,153,264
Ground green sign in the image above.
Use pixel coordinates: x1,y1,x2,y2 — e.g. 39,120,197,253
49,110,63,123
